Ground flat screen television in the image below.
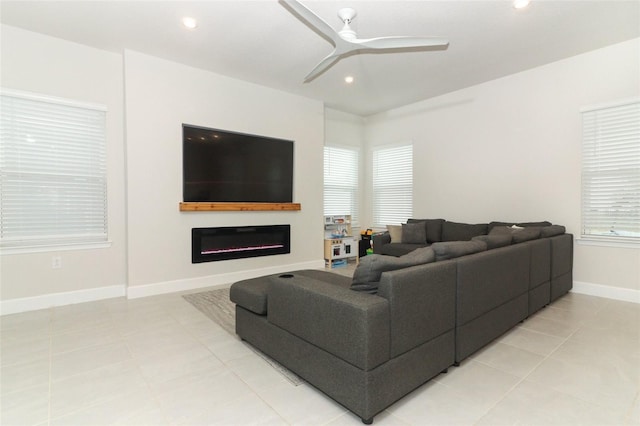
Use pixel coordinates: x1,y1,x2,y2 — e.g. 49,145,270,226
183,124,294,203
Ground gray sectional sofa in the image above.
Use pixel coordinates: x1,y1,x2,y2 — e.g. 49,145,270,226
230,220,573,424
372,219,554,256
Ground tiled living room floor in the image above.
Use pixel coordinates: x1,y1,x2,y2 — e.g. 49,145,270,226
1,275,639,425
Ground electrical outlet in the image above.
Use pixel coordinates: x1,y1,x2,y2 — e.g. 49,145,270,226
51,256,62,269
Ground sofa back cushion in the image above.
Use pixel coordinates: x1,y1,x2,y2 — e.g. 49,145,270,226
540,225,566,238
351,247,435,293
402,222,427,244
488,221,551,233
512,228,541,243
407,218,445,243
431,240,487,261
442,221,488,241
387,224,403,242
379,243,425,257
490,225,541,243
472,233,512,250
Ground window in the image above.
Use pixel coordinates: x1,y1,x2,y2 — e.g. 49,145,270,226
372,143,413,228
581,99,639,243
0,89,108,252
324,146,359,225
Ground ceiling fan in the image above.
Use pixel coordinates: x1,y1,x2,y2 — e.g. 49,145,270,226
281,0,449,82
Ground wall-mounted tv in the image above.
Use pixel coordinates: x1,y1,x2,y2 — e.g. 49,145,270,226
183,124,294,203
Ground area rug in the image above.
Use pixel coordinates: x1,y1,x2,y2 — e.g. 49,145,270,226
183,287,304,386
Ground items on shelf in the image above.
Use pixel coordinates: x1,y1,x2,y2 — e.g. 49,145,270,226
324,215,353,238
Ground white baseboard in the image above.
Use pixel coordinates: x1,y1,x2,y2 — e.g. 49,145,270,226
0,261,326,315
572,281,640,304
126,260,326,299
4,271,635,316
0,285,126,316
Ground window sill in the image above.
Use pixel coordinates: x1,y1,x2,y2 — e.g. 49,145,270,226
576,237,639,249
1,241,112,255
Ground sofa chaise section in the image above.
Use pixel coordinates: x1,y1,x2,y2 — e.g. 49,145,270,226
232,262,457,424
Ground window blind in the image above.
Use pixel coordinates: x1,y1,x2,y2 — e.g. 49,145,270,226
372,143,413,227
0,89,108,251
581,99,640,241
324,146,359,225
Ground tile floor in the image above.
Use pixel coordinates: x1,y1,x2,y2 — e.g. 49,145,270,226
1,276,639,425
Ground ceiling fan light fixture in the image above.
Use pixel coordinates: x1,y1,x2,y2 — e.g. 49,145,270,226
182,17,198,29
513,0,531,9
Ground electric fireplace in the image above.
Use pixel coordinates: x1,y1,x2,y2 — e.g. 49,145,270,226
192,225,290,263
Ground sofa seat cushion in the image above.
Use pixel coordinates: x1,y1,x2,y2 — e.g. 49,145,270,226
351,247,435,293
230,269,351,315
442,221,488,241
431,240,487,261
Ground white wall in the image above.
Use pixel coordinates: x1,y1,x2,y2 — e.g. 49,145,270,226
0,25,127,312
325,108,364,150
1,23,637,311
0,27,325,312
364,38,640,298
124,51,325,297
324,108,365,230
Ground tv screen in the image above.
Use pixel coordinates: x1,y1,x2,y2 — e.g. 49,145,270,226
183,125,294,203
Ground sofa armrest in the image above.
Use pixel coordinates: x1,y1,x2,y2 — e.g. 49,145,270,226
268,274,390,371
372,231,391,254
550,233,573,278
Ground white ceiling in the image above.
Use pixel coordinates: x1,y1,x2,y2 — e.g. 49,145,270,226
1,0,638,116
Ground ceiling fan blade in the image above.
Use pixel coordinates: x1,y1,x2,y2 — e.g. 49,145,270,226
281,0,339,45
356,36,449,50
304,51,342,82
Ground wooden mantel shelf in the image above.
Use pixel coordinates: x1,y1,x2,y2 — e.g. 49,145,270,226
179,202,301,212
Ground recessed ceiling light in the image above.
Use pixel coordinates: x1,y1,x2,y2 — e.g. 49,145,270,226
182,17,198,29
344,76,355,84
513,0,531,9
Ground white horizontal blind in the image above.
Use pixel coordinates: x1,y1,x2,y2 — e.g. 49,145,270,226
0,90,108,250
581,99,640,241
372,143,413,227
324,146,359,225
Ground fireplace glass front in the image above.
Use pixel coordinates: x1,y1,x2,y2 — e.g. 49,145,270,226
192,225,291,263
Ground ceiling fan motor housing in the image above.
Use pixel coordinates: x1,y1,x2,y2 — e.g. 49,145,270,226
338,8,357,39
